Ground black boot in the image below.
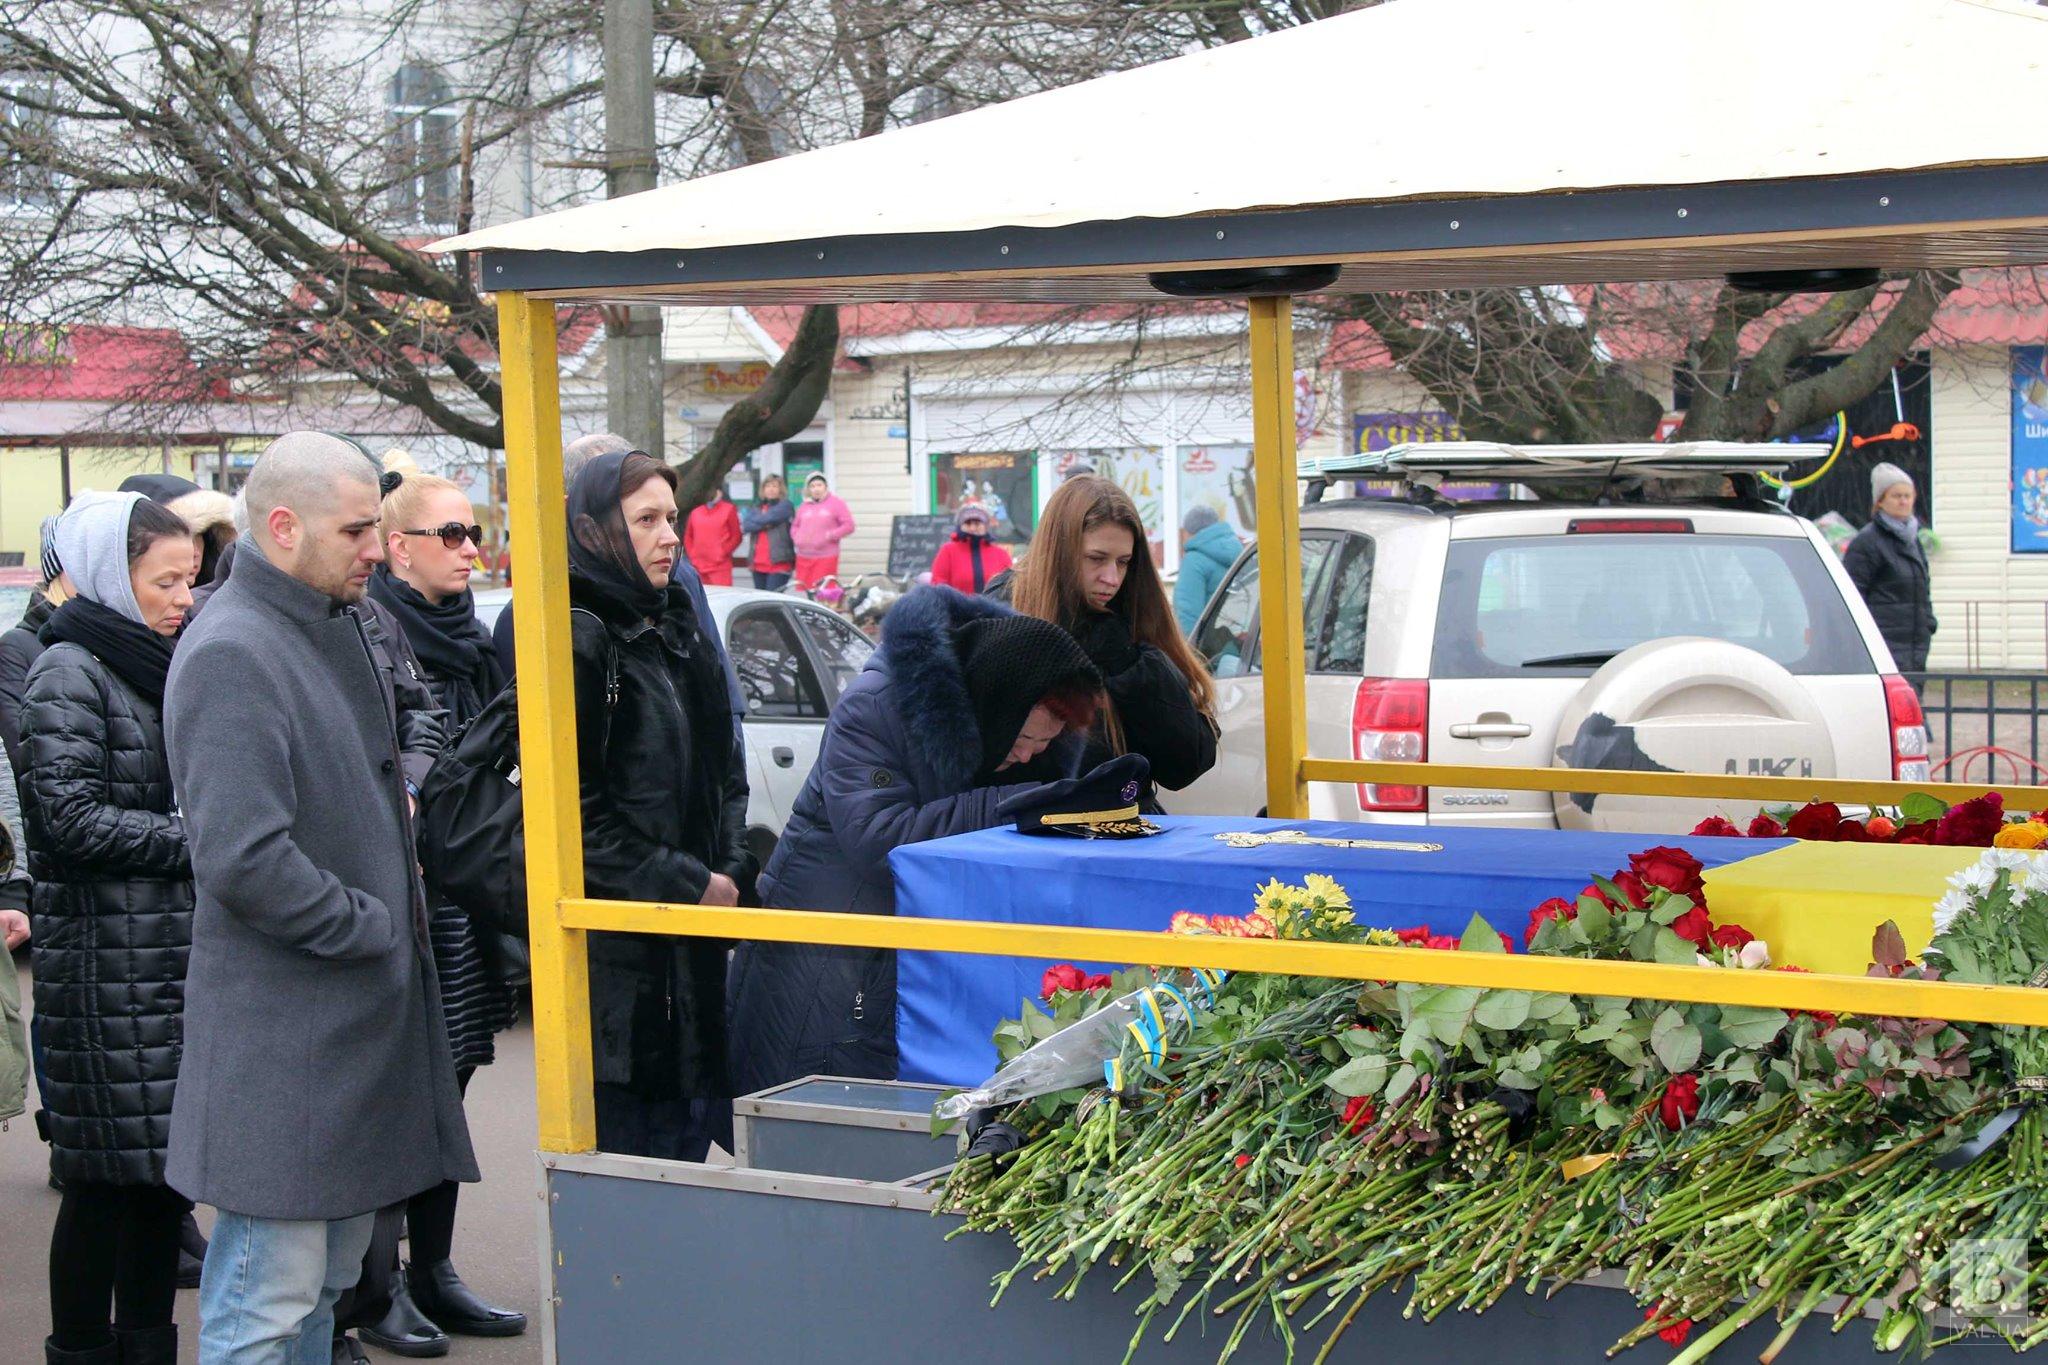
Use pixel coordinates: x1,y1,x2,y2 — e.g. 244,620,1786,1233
407,1259,528,1337
43,1338,118,1365
112,1326,176,1365
356,1270,450,1359
331,1334,370,1365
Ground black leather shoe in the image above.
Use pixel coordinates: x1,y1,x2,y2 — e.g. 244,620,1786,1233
356,1271,450,1358
112,1326,176,1365
44,1338,118,1365
407,1259,528,1338
330,1335,369,1365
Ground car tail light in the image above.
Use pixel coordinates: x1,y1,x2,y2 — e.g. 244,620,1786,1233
1883,675,1932,784
1566,518,1694,534
1353,678,1428,811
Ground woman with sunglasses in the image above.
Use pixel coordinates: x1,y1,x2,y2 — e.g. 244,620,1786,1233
360,474,528,1351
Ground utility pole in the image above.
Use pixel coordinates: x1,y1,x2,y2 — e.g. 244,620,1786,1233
603,0,664,456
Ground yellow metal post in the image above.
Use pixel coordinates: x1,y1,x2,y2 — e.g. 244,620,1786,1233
1249,295,1309,820
497,291,596,1154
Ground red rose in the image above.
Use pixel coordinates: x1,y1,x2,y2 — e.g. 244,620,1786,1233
1040,964,1088,999
1580,883,1616,911
1524,896,1578,947
1785,801,1843,841
1629,846,1706,901
1669,906,1715,949
1610,870,1653,909
1747,813,1785,839
1936,792,2005,847
1081,973,1114,991
1497,931,1516,954
1833,818,1872,843
1896,821,1937,845
1645,1304,1694,1348
1424,934,1459,952
1395,925,1431,945
1692,816,1742,838
1709,923,1755,950
1658,1074,1701,1131
1341,1096,1376,1135
1865,815,1897,839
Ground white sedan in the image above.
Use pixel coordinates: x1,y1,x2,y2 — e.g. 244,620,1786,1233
473,586,874,868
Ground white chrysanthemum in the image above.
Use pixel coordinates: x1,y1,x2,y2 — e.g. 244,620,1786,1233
1984,848,2035,872
2024,864,2048,898
1931,888,1974,937
1958,861,1999,895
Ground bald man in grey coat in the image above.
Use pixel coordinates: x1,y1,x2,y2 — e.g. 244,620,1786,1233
165,432,476,1365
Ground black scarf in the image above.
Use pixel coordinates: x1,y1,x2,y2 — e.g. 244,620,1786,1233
367,565,504,700
41,596,176,705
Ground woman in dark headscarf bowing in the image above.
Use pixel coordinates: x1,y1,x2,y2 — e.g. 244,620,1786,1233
567,450,751,1162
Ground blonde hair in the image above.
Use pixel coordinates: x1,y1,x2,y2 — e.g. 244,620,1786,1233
379,473,468,540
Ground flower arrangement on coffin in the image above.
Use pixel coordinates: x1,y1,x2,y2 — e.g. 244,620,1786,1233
1691,791,2034,847
944,856,2048,1364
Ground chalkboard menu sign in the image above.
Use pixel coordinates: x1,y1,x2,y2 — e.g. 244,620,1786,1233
887,514,955,579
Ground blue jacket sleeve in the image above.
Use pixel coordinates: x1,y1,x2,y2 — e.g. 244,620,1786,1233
815,685,1044,882
741,500,794,534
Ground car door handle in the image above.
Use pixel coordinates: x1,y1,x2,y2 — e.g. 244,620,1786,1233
772,746,796,768
1449,721,1532,740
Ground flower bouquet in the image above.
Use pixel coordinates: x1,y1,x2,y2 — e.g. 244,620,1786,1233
940,851,2047,1364
1692,791,2042,848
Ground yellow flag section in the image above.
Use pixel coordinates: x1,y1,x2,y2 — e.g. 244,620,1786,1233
1700,842,1981,976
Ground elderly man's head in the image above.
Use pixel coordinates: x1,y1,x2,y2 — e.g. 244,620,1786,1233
563,432,634,483
243,432,384,603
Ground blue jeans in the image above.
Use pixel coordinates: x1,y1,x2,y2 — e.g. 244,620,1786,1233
197,1209,376,1365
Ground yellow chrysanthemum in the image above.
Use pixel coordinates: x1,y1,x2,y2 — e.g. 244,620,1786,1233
1993,822,2048,850
1301,873,1352,911
1360,928,1404,948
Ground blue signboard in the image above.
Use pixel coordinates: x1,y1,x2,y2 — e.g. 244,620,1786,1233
2013,346,2048,553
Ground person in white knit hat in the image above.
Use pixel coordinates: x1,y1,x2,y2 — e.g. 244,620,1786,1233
1843,461,1935,674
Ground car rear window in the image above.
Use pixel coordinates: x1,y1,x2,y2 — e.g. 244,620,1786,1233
1431,533,1872,678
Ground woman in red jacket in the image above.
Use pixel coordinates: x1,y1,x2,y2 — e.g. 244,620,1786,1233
684,487,743,586
929,502,1012,593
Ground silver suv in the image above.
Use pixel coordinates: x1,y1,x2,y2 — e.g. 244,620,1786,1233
1173,444,1932,834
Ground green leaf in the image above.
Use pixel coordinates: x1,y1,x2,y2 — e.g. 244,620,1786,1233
1652,928,1701,965
1716,1005,1790,1049
1474,990,1533,1031
1593,1102,1625,1130
1576,899,1612,941
1575,1016,1624,1044
1457,913,1504,952
1526,992,1578,1023
1900,792,1950,824
1338,1028,1382,1058
1651,1008,1703,1073
1410,986,1484,1045
1649,894,1694,926
1716,1054,1762,1087
1326,1055,1389,1098
1498,1068,1540,1090
1385,1063,1419,1103
1606,1034,1646,1067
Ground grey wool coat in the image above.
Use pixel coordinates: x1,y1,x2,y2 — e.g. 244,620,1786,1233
163,546,477,1220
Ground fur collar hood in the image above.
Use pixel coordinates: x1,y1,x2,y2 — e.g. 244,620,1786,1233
875,585,1082,793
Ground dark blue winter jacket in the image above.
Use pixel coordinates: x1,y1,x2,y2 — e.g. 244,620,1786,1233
726,587,1081,1095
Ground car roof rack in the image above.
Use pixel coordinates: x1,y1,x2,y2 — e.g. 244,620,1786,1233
1297,441,1809,484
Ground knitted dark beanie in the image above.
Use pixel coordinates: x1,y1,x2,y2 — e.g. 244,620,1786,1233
954,614,1103,777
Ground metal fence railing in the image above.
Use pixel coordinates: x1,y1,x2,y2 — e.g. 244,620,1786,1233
1914,672,2048,787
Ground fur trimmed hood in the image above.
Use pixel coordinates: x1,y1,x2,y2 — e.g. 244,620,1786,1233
164,489,235,542
875,585,1085,793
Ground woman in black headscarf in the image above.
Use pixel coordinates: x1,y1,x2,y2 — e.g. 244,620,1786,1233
567,450,751,1161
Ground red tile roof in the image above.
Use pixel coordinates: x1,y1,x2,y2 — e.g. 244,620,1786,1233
0,326,225,403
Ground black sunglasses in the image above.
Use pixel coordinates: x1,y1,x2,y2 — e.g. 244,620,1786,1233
401,523,484,551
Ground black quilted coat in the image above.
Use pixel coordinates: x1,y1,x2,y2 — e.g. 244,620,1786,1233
18,640,192,1186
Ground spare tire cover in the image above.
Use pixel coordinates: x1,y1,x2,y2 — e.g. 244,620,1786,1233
1551,637,1835,835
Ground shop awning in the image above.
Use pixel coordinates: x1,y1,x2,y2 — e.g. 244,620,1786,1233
433,0,2048,304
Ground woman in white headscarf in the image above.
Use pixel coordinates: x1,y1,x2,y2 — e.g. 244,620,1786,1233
20,490,198,1364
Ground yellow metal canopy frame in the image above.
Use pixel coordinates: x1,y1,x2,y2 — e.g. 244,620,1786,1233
497,291,2048,1155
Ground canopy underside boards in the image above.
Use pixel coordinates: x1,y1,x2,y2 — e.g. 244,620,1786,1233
476,164,2048,305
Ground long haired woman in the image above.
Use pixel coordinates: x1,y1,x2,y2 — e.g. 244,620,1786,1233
1007,476,1217,801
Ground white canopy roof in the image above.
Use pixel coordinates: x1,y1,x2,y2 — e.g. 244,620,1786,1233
438,0,2048,302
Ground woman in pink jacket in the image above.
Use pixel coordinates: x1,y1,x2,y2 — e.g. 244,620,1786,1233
791,473,856,590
